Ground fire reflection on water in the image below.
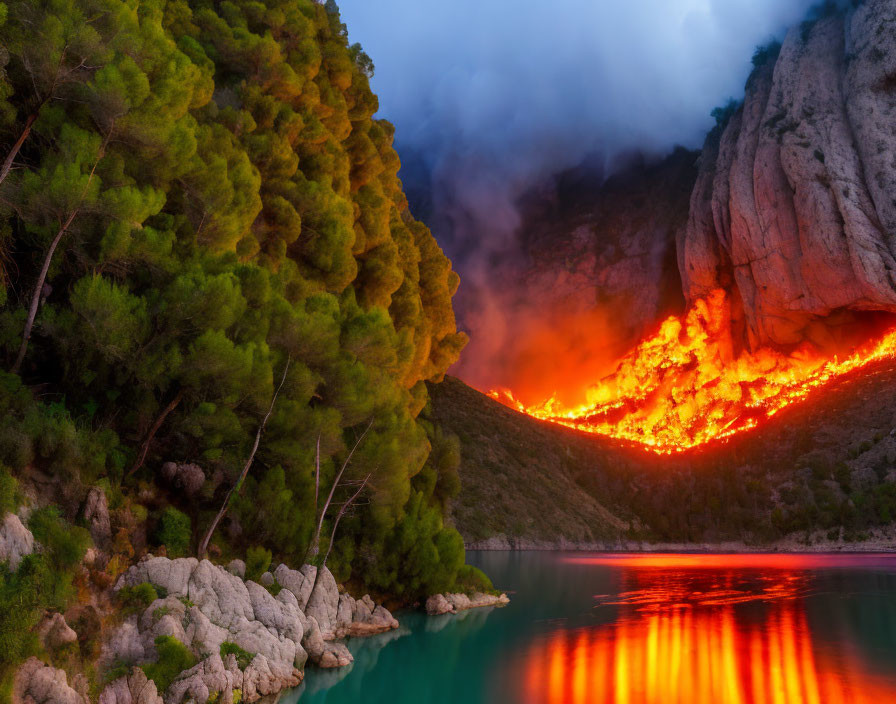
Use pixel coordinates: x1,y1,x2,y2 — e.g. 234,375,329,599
514,558,896,704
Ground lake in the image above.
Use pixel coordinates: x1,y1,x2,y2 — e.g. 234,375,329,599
284,551,896,704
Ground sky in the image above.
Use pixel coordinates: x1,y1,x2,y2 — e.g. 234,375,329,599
336,0,820,393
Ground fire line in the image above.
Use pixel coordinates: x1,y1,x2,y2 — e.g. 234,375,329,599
488,289,896,454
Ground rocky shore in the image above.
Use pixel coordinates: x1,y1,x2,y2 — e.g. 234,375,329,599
6,520,509,704
466,526,896,553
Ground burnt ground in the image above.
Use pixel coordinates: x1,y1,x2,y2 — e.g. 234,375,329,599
428,359,896,546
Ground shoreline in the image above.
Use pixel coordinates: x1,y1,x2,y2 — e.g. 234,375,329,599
465,529,896,554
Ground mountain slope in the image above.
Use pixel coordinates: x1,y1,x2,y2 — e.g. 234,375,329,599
431,360,896,546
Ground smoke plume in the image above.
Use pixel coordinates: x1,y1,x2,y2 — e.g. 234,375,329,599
337,0,820,399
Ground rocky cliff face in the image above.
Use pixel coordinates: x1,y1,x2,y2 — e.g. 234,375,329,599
679,0,896,349
516,148,695,352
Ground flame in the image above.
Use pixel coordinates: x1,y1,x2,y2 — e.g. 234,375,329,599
488,289,896,453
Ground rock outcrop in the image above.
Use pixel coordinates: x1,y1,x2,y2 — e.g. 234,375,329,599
679,0,896,348
160,463,205,497
36,613,78,650
106,557,398,702
13,658,88,704
98,668,164,704
0,511,34,569
425,592,510,615
82,487,112,552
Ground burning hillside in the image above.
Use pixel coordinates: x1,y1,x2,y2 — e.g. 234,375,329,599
489,290,896,454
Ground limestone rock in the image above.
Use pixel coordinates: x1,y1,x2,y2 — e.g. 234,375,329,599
0,512,34,570
225,559,245,579
13,658,87,704
272,563,313,610
302,565,339,638
165,654,240,704
98,667,164,704
160,462,205,496
100,618,147,672
427,592,510,615
36,612,77,650
679,1,896,347
110,557,395,701
82,487,112,551
425,594,453,616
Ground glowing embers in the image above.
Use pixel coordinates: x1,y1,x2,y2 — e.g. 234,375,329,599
489,289,896,453
514,566,896,704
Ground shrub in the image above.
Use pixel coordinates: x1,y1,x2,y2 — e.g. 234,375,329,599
220,641,254,670
142,636,197,693
454,564,495,595
28,506,91,570
244,546,271,583
0,465,15,517
117,582,160,613
156,507,191,558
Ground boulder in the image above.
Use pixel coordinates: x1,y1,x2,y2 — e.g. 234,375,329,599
425,594,454,615
98,667,164,704
226,559,246,579
427,592,510,615
0,512,34,570
165,654,240,704
13,658,87,704
160,462,205,496
272,564,313,610
36,612,78,650
82,487,112,551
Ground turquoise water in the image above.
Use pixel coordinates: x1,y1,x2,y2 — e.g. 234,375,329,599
284,551,896,704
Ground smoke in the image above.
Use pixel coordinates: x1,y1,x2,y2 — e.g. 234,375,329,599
337,0,820,398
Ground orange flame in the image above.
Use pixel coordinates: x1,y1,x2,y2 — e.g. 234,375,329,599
488,289,896,453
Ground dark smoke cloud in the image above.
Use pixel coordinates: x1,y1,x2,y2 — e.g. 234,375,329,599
337,0,819,395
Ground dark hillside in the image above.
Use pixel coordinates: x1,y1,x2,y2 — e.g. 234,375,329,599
430,361,896,546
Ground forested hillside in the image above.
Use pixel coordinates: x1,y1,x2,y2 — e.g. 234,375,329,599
0,0,484,687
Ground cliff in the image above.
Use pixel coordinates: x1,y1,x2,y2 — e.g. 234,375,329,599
680,0,896,349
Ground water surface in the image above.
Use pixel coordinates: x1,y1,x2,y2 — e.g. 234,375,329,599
287,551,896,704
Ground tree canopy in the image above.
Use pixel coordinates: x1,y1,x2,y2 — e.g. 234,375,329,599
0,0,474,598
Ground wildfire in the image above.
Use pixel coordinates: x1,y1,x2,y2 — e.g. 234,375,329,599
489,289,896,454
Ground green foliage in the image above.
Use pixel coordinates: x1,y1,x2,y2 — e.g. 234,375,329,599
142,636,197,693
711,99,740,130
156,507,191,558
0,507,89,693
0,465,15,517
117,582,160,613
28,506,91,570
244,546,271,583
220,641,254,670
0,0,473,602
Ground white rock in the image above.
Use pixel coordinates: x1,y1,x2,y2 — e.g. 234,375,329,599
36,612,78,650
0,512,34,570
98,667,163,704
13,657,87,704
225,559,246,579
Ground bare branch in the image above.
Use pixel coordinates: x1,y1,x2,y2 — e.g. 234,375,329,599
197,356,291,559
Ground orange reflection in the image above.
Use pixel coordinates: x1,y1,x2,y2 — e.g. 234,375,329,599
515,564,896,704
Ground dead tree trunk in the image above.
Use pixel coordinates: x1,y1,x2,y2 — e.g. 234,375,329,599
0,112,38,187
309,473,369,601
304,422,371,563
125,388,184,479
197,357,290,559
11,130,111,374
